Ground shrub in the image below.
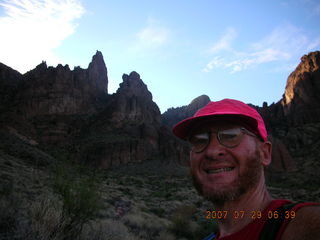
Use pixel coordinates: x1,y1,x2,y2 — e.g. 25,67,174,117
52,161,103,239
168,204,198,239
123,213,163,239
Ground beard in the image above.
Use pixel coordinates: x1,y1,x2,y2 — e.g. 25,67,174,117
191,147,263,205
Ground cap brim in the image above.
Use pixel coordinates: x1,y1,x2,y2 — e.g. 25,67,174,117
172,114,258,140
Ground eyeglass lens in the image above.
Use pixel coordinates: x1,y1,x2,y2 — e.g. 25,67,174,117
189,128,244,153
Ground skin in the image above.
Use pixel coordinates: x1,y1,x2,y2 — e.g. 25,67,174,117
189,121,320,239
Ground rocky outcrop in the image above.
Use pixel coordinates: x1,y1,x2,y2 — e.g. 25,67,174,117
0,63,23,113
0,52,188,168
0,51,108,144
162,95,210,128
281,51,320,125
254,52,320,178
78,71,169,168
112,72,160,126
17,50,108,118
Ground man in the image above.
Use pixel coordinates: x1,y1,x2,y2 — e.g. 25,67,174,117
172,99,320,240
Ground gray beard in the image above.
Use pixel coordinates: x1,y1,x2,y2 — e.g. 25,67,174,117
191,148,262,206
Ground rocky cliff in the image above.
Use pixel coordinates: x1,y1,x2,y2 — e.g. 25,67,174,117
0,53,186,168
0,51,109,144
17,50,108,118
76,71,180,168
281,51,320,125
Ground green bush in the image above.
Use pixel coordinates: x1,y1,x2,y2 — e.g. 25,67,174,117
52,161,103,239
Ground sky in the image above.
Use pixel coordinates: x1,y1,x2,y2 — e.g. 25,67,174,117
0,0,319,113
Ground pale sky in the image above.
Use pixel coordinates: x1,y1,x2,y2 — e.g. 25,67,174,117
0,0,319,112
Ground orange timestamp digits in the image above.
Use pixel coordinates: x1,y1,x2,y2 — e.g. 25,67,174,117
205,210,296,220
251,211,262,219
233,210,245,219
205,210,246,219
267,210,296,219
206,210,228,219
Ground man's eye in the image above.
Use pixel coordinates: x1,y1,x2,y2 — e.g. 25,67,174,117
220,133,237,139
194,138,208,144
190,133,209,144
219,129,241,140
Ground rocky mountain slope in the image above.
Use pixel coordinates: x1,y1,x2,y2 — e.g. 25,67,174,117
0,51,187,169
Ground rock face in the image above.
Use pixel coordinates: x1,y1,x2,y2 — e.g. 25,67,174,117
255,52,320,179
162,95,210,128
0,51,109,144
17,51,108,117
78,71,165,168
112,72,160,126
281,51,320,125
0,63,23,113
0,51,187,169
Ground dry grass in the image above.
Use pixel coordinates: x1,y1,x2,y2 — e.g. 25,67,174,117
81,219,134,240
24,196,66,240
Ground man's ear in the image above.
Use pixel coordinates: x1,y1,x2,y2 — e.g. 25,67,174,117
259,141,272,166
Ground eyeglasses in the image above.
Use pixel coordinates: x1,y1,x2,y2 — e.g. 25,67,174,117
188,127,257,153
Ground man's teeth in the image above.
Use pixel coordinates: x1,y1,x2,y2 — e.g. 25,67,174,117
207,167,233,174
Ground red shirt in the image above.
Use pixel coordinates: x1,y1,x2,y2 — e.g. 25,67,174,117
215,199,318,240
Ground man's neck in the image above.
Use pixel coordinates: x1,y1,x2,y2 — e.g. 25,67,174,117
214,181,273,238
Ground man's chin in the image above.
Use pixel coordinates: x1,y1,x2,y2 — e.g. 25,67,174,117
203,185,243,205
193,176,244,205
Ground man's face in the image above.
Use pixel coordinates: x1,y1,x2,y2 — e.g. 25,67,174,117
189,121,265,205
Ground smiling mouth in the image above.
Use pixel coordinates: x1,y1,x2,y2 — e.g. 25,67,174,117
206,167,234,174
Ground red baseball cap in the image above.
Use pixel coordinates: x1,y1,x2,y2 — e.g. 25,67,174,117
172,98,268,142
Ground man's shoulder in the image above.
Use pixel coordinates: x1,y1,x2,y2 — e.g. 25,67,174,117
280,204,320,240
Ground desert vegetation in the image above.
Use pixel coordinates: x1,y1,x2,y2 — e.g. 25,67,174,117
0,129,319,240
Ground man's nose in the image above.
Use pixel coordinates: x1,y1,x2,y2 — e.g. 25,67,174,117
204,134,226,158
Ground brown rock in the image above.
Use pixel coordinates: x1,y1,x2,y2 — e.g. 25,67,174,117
162,94,210,128
78,71,166,168
0,63,23,114
281,51,320,125
17,51,108,118
268,135,296,172
112,71,160,125
4,51,109,144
